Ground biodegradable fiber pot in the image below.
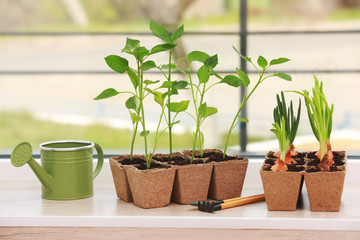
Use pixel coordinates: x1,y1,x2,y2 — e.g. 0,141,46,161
109,156,133,202
125,165,176,209
183,149,248,200
304,151,346,212
109,155,146,202
208,156,248,200
260,162,304,211
171,161,213,205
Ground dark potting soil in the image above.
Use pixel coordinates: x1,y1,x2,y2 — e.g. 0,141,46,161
306,167,320,173
262,164,272,171
307,152,319,161
265,158,275,165
293,152,306,159
135,162,167,170
152,154,185,163
306,156,320,166
306,151,345,169
333,158,345,166
287,164,305,172
266,151,276,159
262,164,304,172
185,149,243,162
333,152,346,166
212,155,242,162
306,165,344,173
118,157,145,165
172,158,205,165
330,165,343,172
293,158,305,165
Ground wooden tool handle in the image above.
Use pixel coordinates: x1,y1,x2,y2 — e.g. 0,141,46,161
221,195,265,210
223,193,265,203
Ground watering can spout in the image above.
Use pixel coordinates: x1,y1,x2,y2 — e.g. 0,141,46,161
11,142,55,192
28,158,55,191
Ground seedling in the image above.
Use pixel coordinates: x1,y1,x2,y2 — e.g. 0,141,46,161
94,20,187,169
222,47,292,158
181,51,221,162
270,91,301,171
287,76,334,171
149,20,188,159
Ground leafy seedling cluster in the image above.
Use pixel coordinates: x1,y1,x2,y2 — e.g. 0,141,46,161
270,91,301,171
94,20,188,169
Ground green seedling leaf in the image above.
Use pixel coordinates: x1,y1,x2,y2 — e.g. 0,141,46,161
122,38,140,54
94,88,120,100
144,87,155,95
238,117,249,123
232,46,252,62
127,68,139,89
153,91,164,107
276,72,292,81
105,55,129,73
163,88,178,98
141,61,157,71
169,120,181,128
199,103,218,119
125,96,137,111
171,25,184,42
242,55,252,63
144,80,160,85
236,68,250,87
160,63,179,70
187,51,210,63
130,112,141,124
221,75,243,87
204,55,218,69
159,81,174,88
140,130,150,137
150,19,171,42
257,55,268,68
168,100,190,113
150,43,176,55
211,70,222,80
204,107,218,118
197,65,210,84
270,57,291,66
133,46,150,61
174,80,188,89
199,103,207,118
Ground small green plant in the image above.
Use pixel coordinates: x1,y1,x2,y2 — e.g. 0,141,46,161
94,20,188,169
222,47,292,158
149,20,188,159
183,51,220,162
270,91,301,171
287,76,334,171
178,48,292,162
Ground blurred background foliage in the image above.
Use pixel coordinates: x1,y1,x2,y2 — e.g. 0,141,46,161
0,0,359,32
0,0,359,151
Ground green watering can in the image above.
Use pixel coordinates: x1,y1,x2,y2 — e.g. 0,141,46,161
11,140,104,200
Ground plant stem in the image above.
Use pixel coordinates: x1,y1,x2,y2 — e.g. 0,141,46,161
130,120,139,160
137,60,149,168
167,50,173,158
223,70,265,158
151,106,166,158
192,83,207,162
188,67,199,162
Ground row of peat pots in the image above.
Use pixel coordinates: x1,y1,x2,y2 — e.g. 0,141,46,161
260,151,346,212
110,149,248,209
110,148,346,211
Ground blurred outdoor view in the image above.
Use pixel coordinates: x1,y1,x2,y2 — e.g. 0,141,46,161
1,0,360,155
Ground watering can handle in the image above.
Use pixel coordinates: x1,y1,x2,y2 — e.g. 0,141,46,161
93,143,104,179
